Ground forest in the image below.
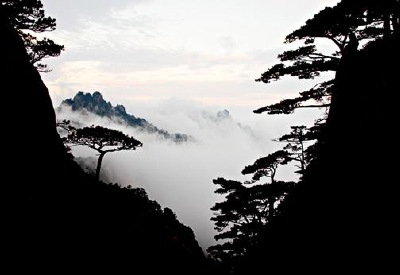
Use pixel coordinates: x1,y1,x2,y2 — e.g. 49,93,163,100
1,0,399,274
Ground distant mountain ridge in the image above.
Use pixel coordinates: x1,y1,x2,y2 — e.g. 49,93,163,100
58,91,191,142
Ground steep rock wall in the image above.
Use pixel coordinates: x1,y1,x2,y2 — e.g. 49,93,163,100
244,35,400,274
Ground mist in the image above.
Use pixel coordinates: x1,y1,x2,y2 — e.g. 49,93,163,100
56,97,322,250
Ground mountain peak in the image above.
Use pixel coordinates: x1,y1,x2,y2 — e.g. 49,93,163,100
217,109,231,120
63,91,112,116
92,91,103,99
59,91,191,143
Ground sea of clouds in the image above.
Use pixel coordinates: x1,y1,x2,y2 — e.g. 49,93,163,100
56,97,321,250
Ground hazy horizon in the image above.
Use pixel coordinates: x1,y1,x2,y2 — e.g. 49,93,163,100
39,0,339,251
56,93,322,249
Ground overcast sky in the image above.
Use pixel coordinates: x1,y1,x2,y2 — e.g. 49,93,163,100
41,0,339,115
41,0,340,250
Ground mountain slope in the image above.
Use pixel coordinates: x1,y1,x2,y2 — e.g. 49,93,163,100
1,13,217,274
58,91,191,142
240,33,400,274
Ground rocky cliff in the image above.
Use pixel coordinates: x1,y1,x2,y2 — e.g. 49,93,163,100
242,35,400,274
1,11,214,275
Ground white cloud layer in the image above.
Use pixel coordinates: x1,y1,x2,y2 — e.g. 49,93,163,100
42,0,338,251
56,97,323,250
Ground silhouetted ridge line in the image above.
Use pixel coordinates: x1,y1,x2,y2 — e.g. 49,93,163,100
240,33,400,275
59,91,192,143
1,7,219,273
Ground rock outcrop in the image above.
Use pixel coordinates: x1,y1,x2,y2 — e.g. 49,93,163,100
59,91,191,142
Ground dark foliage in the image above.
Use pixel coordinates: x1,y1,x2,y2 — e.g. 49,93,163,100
232,1,400,274
209,1,400,273
255,0,400,119
237,33,400,274
208,150,294,271
66,124,143,180
1,0,64,71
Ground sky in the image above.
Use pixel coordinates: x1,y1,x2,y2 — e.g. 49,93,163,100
40,0,340,251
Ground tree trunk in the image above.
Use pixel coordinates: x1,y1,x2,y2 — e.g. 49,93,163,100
392,14,400,34
96,152,106,181
383,15,391,37
268,197,274,219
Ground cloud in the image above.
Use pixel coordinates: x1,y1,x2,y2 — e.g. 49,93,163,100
56,96,322,250
42,0,340,114
45,0,339,251
42,0,152,25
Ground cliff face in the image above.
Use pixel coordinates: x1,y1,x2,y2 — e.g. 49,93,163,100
2,11,79,269
2,10,69,197
244,35,400,273
1,14,212,275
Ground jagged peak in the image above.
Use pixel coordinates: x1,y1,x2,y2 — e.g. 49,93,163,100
59,91,192,143
115,104,126,113
92,91,103,99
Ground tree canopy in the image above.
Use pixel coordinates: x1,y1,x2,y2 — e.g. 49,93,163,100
66,125,143,181
208,150,294,268
209,0,400,272
1,0,64,72
255,0,400,115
